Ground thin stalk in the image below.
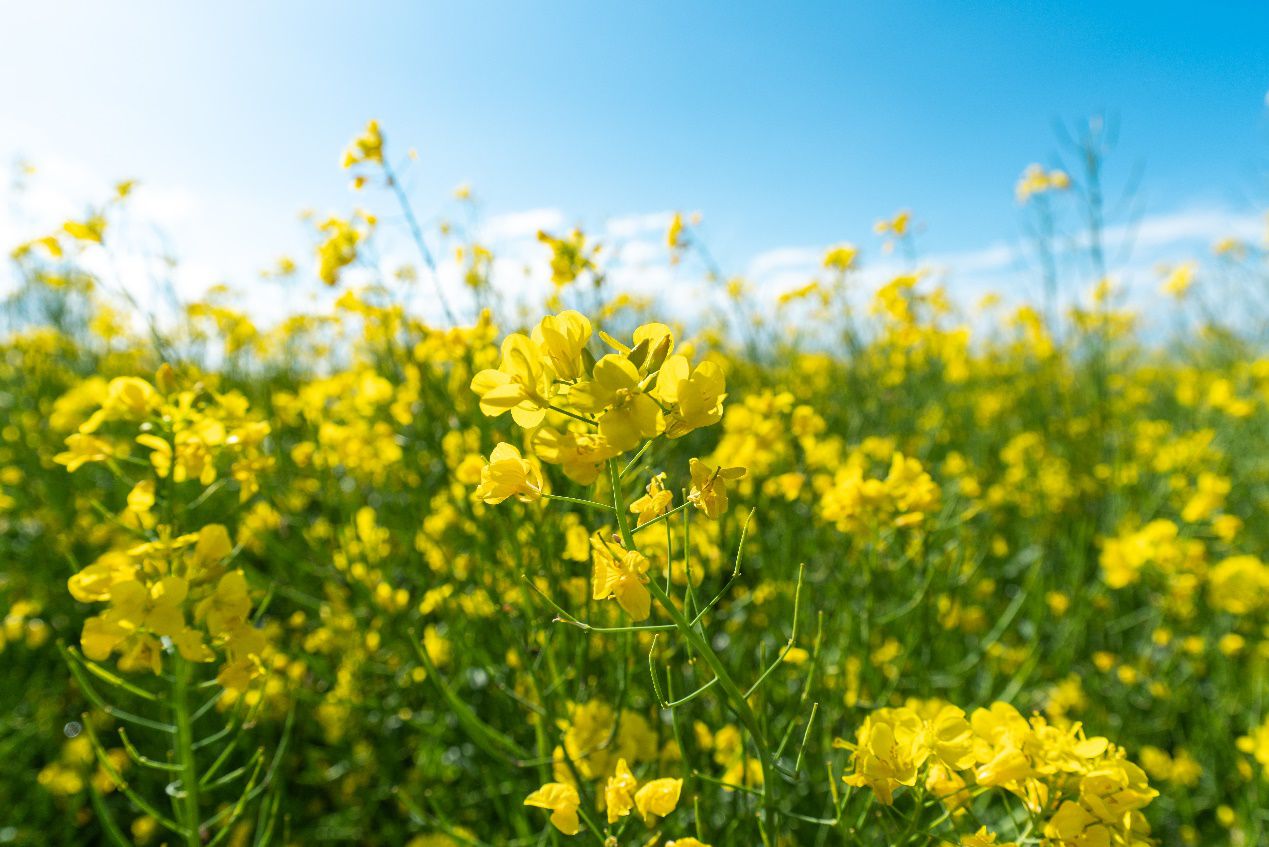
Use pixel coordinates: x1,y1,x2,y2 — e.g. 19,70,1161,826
543,493,614,512
630,501,689,535
171,656,202,847
547,404,597,426
382,160,458,325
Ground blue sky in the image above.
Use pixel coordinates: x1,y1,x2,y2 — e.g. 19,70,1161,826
1,1,1267,317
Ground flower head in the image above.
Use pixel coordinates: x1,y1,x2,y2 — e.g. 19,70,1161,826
474,443,544,504
524,782,580,835
634,777,683,823
688,458,746,520
591,536,652,621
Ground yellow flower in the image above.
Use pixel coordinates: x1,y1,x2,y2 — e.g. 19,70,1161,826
630,473,673,526
79,377,161,432
533,427,615,485
81,576,190,669
1161,261,1196,297
591,536,652,621
667,839,711,847
633,777,682,822
1015,164,1070,202
524,782,580,835
172,628,214,663
605,758,638,823
53,433,115,472
531,310,592,381
823,243,858,271
63,215,107,244
657,355,727,438
537,228,600,287
1237,716,1269,771
126,480,156,514
195,571,252,636
837,707,925,805
68,552,137,603
948,826,1016,847
874,209,911,236
474,443,544,504
341,119,384,169
1180,471,1229,523
1208,555,1269,615
584,355,663,451
924,705,976,771
688,458,746,520
470,334,552,428
317,217,361,286
885,452,941,525
666,212,685,251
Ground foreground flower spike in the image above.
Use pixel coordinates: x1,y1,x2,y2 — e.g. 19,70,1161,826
591,535,652,621
524,782,580,835
474,443,544,504
634,777,683,823
667,839,712,847
687,458,746,519
467,315,731,486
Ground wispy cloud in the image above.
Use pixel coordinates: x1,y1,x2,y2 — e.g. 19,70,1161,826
1106,207,1264,250
605,210,675,240
479,207,564,242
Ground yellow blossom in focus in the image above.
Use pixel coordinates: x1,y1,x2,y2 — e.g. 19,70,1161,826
688,458,746,520
633,777,682,822
591,535,652,621
474,443,544,504
523,782,580,835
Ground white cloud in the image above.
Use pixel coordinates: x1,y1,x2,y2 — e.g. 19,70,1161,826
610,237,664,266
1106,208,1264,250
928,242,1018,275
605,210,675,239
479,207,564,242
745,246,822,278
129,183,200,226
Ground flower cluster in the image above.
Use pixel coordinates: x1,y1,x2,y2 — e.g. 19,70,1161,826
819,451,941,534
1015,164,1071,202
56,369,272,688
55,371,272,500
472,312,725,463
525,762,684,835
71,525,266,689
837,700,1158,846
470,313,738,623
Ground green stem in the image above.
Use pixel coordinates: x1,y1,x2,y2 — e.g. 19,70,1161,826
172,656,202,847
543,493,614,512
630,501,690,535
548,404,597,426
605,458,779,844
